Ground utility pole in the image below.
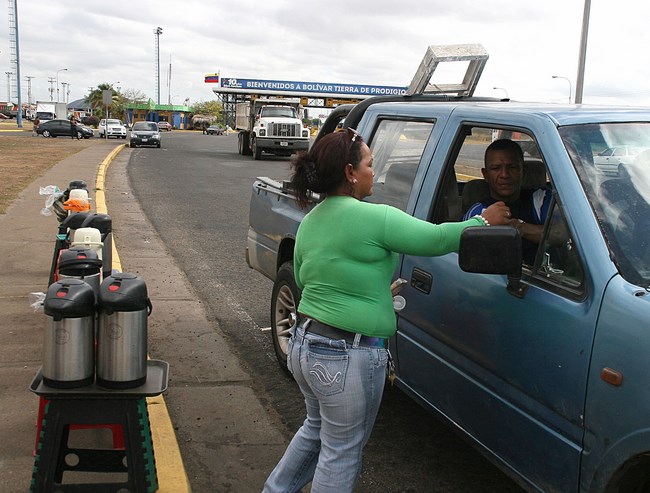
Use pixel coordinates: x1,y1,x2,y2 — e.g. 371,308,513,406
88,87,94,115
48,77,56,101
574,0,591,104
154,27,163,105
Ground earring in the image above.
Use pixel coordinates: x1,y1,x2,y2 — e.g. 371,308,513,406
352,178,358,184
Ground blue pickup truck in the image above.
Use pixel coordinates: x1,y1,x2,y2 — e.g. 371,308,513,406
245,46,650,493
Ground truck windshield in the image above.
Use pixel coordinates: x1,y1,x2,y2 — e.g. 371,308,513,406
560,123,650,286
261,107,296,118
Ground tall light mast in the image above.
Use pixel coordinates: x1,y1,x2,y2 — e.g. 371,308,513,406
8,0,23,127
154,27,163,105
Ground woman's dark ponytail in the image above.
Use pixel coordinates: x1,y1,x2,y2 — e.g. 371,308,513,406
289,129,364,209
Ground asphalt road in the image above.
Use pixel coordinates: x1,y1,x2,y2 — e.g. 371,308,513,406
124,131,525,493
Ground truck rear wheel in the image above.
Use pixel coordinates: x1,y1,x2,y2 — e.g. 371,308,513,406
240,132,252,156
270,261,301,373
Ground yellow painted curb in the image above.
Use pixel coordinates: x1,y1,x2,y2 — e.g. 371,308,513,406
94,144,192,493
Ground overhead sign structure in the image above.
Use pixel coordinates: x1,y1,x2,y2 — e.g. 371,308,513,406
212,77,407,99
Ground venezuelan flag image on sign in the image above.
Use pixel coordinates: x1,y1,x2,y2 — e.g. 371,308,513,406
204,73,220,83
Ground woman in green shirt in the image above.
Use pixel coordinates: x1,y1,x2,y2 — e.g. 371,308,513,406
262,129,510,493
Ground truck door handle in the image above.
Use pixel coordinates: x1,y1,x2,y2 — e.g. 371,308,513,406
411,268,432,294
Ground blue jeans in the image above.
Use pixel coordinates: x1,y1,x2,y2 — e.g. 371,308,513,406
262,322,388,493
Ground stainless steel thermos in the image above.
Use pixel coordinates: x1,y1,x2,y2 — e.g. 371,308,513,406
96,273,151,389
57,247,102,297
42,279,96,388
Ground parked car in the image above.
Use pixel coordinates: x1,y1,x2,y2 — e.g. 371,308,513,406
77,124,94,138
98,119,127,139
206,124,225,135
36,119,93,139
593,145,647,176
157,121,172,131
129,121,161,148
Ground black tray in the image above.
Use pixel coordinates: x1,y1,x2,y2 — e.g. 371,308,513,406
30,359,169,398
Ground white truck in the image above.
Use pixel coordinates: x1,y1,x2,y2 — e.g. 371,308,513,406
235,98,310,160
36,101,68,122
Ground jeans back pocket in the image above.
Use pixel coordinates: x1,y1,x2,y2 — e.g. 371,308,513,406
307,342,349,396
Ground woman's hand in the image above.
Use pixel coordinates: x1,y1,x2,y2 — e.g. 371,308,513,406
481,201,511,226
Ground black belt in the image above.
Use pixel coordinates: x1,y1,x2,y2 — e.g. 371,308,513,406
303,319,385,348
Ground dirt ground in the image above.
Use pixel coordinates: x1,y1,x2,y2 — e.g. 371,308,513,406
0,121,91,214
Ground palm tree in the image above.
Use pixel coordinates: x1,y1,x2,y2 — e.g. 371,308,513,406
87,83,122,119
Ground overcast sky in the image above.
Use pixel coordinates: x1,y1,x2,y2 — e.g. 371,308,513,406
1,0,649,108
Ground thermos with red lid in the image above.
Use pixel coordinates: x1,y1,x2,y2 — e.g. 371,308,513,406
42,279,95,388
57,247,102,297
96,273,152,389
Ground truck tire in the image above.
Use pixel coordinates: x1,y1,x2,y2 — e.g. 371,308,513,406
241,131,252,156
252,138,262,160
270,261,301,373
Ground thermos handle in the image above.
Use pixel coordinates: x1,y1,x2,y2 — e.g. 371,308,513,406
147,297,153,316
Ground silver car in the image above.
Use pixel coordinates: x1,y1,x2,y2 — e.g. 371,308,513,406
593,145,647,176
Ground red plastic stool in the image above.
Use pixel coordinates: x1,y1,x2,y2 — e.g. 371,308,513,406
34,396,124,456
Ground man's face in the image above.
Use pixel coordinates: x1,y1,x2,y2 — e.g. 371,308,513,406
482,148,523,202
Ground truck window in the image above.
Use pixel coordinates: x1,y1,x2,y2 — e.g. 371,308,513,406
435,125,560,265
430,124,588,297
365,119,435,211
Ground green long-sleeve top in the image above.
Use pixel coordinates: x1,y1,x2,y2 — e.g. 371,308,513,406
294,195,484,338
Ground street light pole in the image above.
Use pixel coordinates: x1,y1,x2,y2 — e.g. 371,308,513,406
61,82,69,104
493,86,509,99
26,75,34,114
5,72,13,103
552,75,572,104
56,68,67,102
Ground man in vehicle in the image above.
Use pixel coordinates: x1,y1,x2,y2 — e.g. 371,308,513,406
463,138,552,263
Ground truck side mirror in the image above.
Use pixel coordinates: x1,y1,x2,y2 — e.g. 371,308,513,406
458,226,528,298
